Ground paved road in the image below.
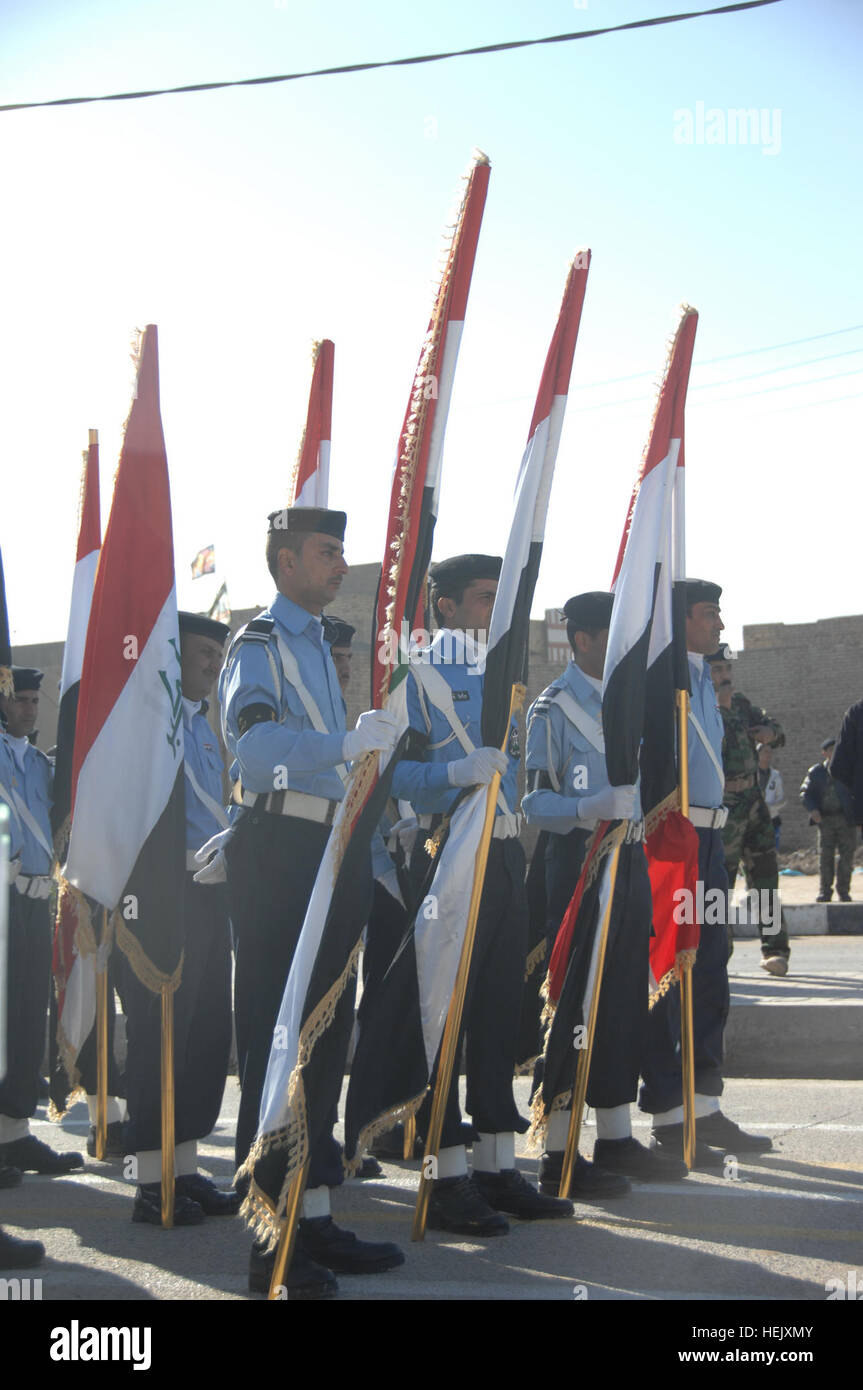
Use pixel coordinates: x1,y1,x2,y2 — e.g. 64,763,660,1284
3,1073,861,1303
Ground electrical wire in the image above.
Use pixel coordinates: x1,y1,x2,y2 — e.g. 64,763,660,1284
0,0,784,114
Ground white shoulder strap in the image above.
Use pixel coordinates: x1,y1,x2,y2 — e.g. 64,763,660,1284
409,661,511,815
275,633,348,786
0,776,54,859
184,762,230,830
551,688,605,754
688,709,726,794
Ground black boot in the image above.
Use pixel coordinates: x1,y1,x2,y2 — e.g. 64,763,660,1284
427,1174,510,1236
474,1167,574,1220
249,1239,338,1299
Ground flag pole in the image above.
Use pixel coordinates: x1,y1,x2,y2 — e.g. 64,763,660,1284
402,1116,416,1161
268,1160,309,1300
160,982,175,1228
94,907,109,1161
413,682,525,1242
559,835,623,1199
677,687,696,1170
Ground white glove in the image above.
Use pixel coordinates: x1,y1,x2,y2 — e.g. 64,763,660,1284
389,816,419,856
376,868,405,907
576,784,638,822
447,747,508,788
193,827,232,885
343,708,401,761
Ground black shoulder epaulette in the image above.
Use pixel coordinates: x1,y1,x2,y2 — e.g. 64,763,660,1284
227,615,275,660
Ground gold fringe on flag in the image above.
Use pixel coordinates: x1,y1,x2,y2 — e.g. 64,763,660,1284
115,915,183,995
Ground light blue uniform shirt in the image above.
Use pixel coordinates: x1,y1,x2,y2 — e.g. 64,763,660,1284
182,698,226,851
219,592,347,800
390,630,519,817
0,731,53,873
686,653,725,809
522,660,642,833
0,733,24,860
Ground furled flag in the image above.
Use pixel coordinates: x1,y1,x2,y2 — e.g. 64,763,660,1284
607,306,700,998
238,154,491,1244
190,544,215,579
50,431,102,1103
289,339,334,508
372,157,490,696
345,251,591,1166
532,307,701,1138
63,326,186,993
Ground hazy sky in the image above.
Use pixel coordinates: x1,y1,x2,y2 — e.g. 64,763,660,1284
1,0,861,651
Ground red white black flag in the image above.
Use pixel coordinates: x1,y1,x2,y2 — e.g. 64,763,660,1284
346,252,591,1165
289,339,334,508
63,326,186,992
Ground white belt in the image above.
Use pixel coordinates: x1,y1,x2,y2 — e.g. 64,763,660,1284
573,819,645,841
417,811,523,841
242,788,338,826
15,874,54,900
688,805,729,829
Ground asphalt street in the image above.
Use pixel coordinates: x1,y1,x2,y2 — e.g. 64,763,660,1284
3,935,861,1304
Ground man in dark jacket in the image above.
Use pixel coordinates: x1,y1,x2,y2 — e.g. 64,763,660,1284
800,738,857,902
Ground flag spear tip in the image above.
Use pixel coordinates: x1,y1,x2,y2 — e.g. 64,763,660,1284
471,147,490,166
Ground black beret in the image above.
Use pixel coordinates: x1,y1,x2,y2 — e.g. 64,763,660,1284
11,666,43,692
323,615,355,648
267,506,346,541
706,644,735,663
429,554,502,592
178,612,231,645
563,591,614,632
821,737,836,752
686,578,722,607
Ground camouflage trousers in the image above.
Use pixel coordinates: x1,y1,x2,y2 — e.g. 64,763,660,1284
722,786,790,958
817,814,857,898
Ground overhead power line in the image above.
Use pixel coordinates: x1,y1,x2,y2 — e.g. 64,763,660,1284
0,0,783,114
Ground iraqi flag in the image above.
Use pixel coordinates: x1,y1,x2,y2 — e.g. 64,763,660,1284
50,431,102,1102
238,156,490,1243
63,326,186,992
345,252,591,1165
373,153,490,702
289,339,334,508
529,308,701,1136
604,304,700,998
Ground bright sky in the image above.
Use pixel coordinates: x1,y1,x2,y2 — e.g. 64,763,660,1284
1,0,861,652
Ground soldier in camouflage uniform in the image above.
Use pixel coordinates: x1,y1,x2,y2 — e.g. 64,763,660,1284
707,651,791,975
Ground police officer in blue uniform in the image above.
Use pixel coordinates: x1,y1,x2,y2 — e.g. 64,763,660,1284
221,506,404,1297
639,580,769,1162
390,554,574,1234
0,668,83,1175
523,593,687,1193
115,614,240,1224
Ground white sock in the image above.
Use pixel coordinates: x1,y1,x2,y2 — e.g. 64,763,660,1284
473,1131,516,1173
436,1145,468,1180
135,1140,196,1185
653,1094,721,1128
301,1186,331,1220
546,1111,572,1152
85,1095,123,1125
0,1116,30,1144
595,1104,632,1141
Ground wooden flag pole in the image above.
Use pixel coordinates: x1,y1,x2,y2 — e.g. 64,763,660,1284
94,907,109,1161
160,982,175,1228
558,836,623,1199
403,1116,416,1161
413,683,525,1242
268,1161,309,1300
677,687,697,1171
